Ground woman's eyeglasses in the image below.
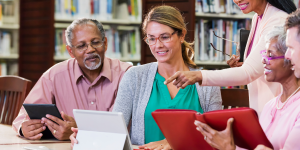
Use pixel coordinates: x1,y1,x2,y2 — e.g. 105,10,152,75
260,50,284,65
210,31,240,57
144,31,177,46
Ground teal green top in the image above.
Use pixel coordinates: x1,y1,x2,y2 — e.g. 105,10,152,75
144,72,204,144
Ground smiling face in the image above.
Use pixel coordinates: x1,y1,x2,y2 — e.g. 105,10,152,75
262,39,294,83
145,21,185,64
233,0,266,14
286,27,300,78
66,21,107,72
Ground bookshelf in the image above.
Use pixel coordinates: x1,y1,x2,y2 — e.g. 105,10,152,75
195,13,253,19
0,0,19,76
54,0,142,64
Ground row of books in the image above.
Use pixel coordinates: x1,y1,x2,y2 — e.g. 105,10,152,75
0,62,18,76
106,27,141,60
194,19,251,62
195,0,242,14
55,26,141,60
55,0,142,22
0,30,12,56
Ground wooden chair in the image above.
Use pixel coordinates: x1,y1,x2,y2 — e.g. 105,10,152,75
0,75,32,125
221,89,249,109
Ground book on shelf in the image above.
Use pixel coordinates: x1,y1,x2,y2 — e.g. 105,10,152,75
0,3,2,25
196,0,241,14
0,62,7,76
54,26,141,61
194,19,251,62
0,30,12,56
55,0,142,22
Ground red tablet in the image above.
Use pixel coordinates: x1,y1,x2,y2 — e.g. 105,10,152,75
152,108,273,150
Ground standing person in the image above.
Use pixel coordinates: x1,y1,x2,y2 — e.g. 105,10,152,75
165,0,297,115
12,18,131,140
70,5,222,150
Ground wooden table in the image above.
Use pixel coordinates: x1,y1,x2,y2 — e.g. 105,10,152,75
0,124,139,149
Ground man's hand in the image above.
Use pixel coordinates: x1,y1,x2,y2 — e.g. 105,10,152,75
70,127,79,149
194,118,235,150
42,111,77,140
164,71,202,89
21,119,46,140
226,55,243,68
139,139,172,150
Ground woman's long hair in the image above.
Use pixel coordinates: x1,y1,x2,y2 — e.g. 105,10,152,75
267,0,297,14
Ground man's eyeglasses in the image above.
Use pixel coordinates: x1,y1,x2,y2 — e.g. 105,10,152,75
210,31,240,57
72,39,105,52
144,31,177,46
260,50,284,65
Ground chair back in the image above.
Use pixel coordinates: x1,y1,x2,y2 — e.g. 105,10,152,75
221,89,249,109
0,75,32,125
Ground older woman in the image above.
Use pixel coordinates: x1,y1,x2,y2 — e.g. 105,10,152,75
194,26,300,150
70,5,222,150
165,0,297,115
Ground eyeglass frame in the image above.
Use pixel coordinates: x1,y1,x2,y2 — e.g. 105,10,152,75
143,30,178,46
260,50,285,65
70,38,105,52
210,31,240,57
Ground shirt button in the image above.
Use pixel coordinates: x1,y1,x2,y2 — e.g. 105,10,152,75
91,102,94,105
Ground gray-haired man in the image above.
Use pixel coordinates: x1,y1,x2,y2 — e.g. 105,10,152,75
12,18,132,140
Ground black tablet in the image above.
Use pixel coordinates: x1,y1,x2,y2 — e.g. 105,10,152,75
23,104,63,139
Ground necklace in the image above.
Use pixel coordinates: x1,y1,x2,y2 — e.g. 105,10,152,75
276,86,300,110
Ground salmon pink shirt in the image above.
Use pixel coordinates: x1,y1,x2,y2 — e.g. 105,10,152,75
12,57,131,135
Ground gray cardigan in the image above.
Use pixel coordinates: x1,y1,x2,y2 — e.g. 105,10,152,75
113,62,222,145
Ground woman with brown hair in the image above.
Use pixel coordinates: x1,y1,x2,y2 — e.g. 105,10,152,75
70,5,222,150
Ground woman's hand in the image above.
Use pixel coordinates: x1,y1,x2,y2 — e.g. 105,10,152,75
254,145,273,150
138,139,172,150
227,55,243,68
164,71,202,89
194,118,235,150
70,127,78,149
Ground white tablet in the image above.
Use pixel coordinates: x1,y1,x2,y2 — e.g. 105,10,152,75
73,109,133,150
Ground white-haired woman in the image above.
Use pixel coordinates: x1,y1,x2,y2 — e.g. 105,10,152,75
195,26,300,150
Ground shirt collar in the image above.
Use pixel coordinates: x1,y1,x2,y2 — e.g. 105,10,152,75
74,57,112,83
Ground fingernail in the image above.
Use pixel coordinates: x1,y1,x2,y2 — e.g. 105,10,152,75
41,120,44,123
46,114,50,117
196,127,200,131
232,56,235,59
43,126,46,130
164,81,166,84
39,133,43,136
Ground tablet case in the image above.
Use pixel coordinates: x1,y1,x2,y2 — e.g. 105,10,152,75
23,104,63,139
239,29,250,62
152,108,273,150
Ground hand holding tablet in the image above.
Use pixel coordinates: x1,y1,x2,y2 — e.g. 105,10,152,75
22,104,77,140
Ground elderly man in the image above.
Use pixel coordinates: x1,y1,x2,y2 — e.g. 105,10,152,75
12,18,132,140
